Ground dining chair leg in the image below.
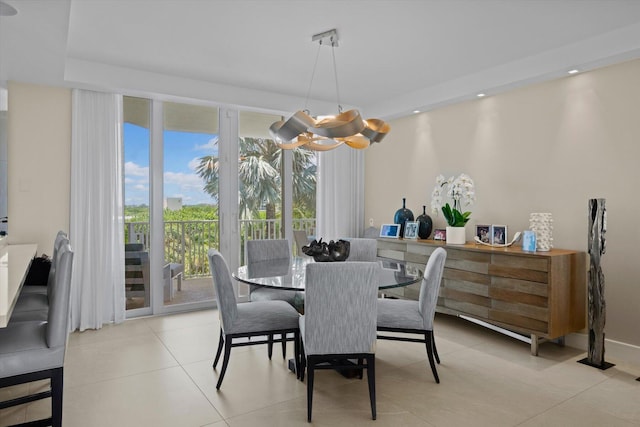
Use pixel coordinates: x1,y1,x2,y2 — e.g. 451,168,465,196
366,355,376,420
306,359,315,422
213,329,224,368
432,332,440,364
294,330,301,379
281,333,287,359
216,336,233,389
357,357,364,379
51,367,64,427
425,331,440,384
267,334,274,360
299,342,306,382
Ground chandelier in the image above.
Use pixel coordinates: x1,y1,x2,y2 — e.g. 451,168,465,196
269,29,390,151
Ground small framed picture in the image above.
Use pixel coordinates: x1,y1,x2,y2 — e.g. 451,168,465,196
433,228,446,241
379,259,401,271
475,224,491,243
522,230,537,252
404,221,419,239
380,223,401,238
492,225,507,245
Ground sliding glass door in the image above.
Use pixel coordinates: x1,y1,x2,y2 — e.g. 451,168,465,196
123,97,317,316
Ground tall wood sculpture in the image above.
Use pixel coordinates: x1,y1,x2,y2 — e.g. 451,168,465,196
579,198,614,369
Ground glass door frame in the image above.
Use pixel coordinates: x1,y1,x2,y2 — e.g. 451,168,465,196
126,98,296,317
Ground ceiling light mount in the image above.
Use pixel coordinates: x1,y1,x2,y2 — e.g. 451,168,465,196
0,1,18,16
270,28,390,151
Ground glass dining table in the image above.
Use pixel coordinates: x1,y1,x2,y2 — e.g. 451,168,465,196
233,256,424,376
233,256,424,292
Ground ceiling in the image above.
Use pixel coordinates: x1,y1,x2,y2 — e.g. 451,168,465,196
2,0,640,120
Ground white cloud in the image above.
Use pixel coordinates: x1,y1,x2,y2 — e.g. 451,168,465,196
124,161,149,177
188,157,202,171
195,136,219,151
164,171,205,192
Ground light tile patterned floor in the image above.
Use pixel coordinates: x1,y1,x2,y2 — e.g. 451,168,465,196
2,311,639,427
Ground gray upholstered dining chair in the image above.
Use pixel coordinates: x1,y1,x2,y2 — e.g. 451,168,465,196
246,239,300,358
377,247,447,383
207,249,300,389
11,230,69,322
299,262,380,422
245,239,296,305
0,241,74,427
344,237,378,261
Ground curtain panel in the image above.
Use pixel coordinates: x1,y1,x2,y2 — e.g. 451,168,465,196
315,146,365,240
69,89,125,331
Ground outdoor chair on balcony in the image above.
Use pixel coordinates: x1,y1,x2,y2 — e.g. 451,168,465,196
125,243,150,307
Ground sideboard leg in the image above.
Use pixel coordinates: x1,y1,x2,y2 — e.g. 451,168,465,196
530,334,539,356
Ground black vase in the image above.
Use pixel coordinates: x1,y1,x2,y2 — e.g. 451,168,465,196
393,198,414,237
416,205,433,239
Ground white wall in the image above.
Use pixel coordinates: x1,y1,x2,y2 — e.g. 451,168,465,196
365,58,640,350
7,81,71,254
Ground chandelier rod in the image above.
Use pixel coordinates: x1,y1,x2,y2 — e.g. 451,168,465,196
330,36,342,113
303,41,323,113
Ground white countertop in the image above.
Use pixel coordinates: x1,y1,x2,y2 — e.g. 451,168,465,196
0,243,38,327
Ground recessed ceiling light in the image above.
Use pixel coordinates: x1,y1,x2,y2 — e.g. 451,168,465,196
568,69,579,74
477,93,486,98
413,110,420,114
0,1,18,16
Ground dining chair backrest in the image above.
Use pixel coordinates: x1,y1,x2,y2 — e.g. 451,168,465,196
304,262,380,356
46,231,68,299
46,240,73,349
293,230,310,256
345,238,378,261
246,239,290,263
418,247,447,330
207,249,238,332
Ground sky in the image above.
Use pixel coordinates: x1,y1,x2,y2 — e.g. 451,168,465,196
124,123,218,206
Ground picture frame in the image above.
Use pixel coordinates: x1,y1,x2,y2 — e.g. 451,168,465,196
403,221,419,239
433,228,446,241
379,223,401,238
492,224,507,245
379,259,401,271
475,224,491,243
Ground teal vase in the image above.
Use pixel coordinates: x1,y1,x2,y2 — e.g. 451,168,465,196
393,198,414,237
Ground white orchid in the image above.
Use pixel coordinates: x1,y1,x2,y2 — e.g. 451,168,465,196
430,173,476,226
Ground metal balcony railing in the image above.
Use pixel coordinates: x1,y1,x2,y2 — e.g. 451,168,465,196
125,218,316,278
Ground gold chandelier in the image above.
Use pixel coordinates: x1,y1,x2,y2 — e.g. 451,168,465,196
269,29,390,151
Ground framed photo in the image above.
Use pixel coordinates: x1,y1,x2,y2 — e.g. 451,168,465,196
433,228,446,241
492,225,507,245
404,221,419,239
379,259,401,271
380,223,401,238
475,224,491,243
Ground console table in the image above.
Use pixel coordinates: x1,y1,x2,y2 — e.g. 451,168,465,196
377,238,586,355
0,243,38,327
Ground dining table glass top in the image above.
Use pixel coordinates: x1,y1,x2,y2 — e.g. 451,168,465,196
233,256,424,291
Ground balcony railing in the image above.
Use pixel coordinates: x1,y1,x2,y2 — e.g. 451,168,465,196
125,218,316,278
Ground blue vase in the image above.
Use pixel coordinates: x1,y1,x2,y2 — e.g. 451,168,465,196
416,205,433,239
393,198,414,237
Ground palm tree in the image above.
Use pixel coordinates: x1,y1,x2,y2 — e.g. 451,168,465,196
195,137,316,222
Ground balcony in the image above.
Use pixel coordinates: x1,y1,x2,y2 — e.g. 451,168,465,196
124,218,315,309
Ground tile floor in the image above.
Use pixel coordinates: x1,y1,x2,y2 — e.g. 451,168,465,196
1,310,639,427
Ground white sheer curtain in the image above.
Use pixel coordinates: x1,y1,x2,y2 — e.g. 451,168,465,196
69,89,125,331
315,145,365,240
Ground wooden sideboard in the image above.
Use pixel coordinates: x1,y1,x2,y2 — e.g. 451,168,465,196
377,238,587,355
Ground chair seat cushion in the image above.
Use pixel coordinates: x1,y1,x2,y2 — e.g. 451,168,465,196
19,286,48,296
377,298,425,331
8,309,49,323
249,287,297,306
13,293,48,313
0,321,65,378
226,300,299,335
